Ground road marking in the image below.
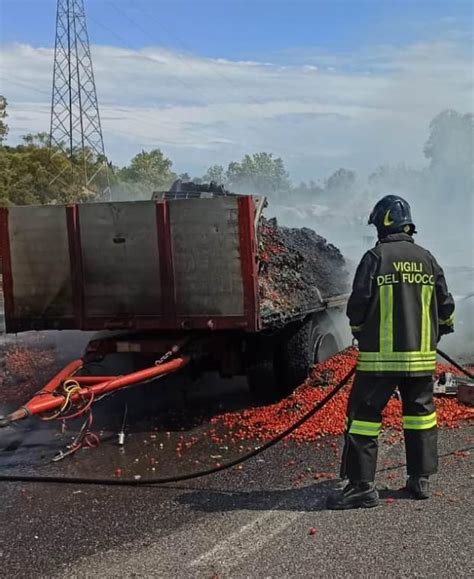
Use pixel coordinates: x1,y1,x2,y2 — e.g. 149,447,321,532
189,507,302,571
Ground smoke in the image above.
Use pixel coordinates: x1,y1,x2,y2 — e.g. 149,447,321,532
265,109,474,360
324,308,353,351
2,110,471,362
109,181,155,202
440,296,474,365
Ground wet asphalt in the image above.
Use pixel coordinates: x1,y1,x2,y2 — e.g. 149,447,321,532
0,424,472,578
0,336,472,577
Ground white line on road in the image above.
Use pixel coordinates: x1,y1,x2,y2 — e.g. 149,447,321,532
189,507,302,571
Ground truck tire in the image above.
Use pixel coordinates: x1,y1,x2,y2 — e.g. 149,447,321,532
315,332,339,363
279,314,340,393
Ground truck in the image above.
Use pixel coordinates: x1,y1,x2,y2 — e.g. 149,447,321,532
0,186,348,426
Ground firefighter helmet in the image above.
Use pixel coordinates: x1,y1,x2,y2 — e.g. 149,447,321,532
368,195,415,237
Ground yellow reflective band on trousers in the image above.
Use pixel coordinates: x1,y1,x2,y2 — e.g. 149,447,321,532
348,419,381,437
421,285,434,352
357,361,435,372
379,284,393,353
403,412,437,430
358,352,436,361
357,350,436,373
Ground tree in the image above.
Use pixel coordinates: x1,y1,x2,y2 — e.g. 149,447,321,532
0,96,8,144
119,149,176,190
202,164,226,185
368,164,422,192
422,109,473,223
424,109,473,170
291,180,325,203
0,132,103,206
225,152,290,195
323,168,356,202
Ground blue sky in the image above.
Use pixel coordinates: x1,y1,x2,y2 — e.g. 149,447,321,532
2,0,472,59
0,0,472,179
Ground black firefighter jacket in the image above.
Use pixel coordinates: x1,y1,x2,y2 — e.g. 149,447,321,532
347,233,455,376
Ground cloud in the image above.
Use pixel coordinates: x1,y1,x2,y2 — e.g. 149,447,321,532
0,39,472,179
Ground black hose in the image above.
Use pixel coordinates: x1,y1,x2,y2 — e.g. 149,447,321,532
437,348,474,380
0,366,356,487
1,348,471,487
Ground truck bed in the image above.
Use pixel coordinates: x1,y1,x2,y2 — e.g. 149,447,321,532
0,197,346,334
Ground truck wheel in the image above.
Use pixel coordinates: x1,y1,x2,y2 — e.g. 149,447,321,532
315,332,339,363
279,314,340,393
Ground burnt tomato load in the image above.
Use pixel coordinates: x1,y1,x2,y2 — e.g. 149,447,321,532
258,217,349,320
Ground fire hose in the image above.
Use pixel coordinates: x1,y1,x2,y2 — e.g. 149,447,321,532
0,348,471,487
436,348,474,380
0,365,356,486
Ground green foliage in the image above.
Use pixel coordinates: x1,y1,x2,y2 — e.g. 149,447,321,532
324,168,356,200
423,109,473,210
368,164,423,192
117,149,176,190
225,152,290,195
424,109,473,170
1,105,471,212
202,164,226,185
0,130,176,204
0,133,99,206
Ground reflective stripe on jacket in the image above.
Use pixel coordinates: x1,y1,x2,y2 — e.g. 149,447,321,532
347,233,455,376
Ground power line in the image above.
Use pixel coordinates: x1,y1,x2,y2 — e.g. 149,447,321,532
130,0,265,103
111,0,266,106
102,0,267,146
0,75,51,98
89,5,269,153
88,9,214,104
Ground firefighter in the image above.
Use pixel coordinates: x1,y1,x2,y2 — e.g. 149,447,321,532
327,195,455,510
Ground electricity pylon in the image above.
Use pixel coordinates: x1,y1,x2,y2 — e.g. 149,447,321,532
49,0,110,200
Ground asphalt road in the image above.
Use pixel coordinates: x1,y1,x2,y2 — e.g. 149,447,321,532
0,370,472,578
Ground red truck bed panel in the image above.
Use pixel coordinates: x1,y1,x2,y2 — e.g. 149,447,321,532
0,196,259,333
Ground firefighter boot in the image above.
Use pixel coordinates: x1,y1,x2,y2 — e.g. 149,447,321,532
326,481,379,510
405,476,430,499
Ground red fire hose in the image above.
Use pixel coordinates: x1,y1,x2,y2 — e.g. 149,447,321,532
0,364,357,486
0,356,190,428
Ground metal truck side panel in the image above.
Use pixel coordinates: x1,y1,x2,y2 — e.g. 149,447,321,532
1,197,260,332
78,202,162,318
6,206,74,320
169,197,245,317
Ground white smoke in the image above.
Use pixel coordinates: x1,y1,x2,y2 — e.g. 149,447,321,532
265,110,474,361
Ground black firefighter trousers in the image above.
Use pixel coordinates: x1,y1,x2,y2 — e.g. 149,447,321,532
340,373,438,482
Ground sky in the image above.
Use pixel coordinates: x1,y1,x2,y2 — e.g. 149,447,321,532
0,0,473,180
